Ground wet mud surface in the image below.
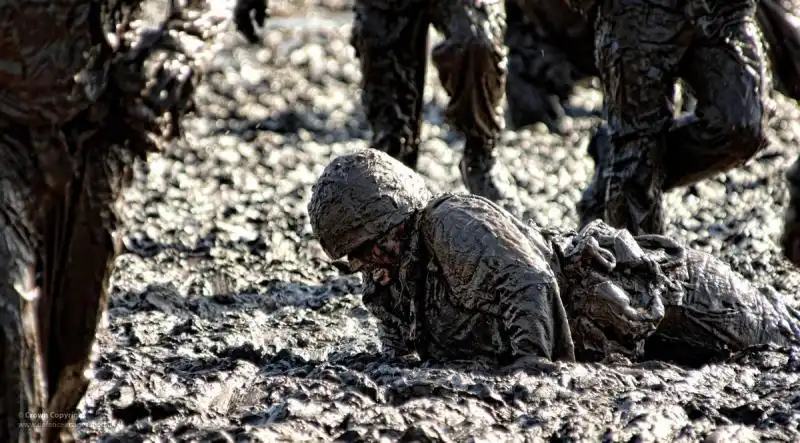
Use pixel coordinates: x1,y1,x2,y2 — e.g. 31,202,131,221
77,2,800,441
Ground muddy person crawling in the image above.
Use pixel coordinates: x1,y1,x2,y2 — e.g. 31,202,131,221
308,150,800,370
349,0,519,211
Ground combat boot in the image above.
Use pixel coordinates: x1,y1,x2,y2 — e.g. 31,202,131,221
577,124,611,228
603,148,666,236
460,136,522,215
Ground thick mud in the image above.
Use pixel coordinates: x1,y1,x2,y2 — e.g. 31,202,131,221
77,1,800,441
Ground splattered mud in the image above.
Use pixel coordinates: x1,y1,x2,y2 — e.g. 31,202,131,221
76,1,800,441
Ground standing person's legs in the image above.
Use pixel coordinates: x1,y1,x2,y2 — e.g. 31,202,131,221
430,0,518,207
36,139,132,441
0,130,48,443
662,11,770,190
505,0,596,131
587,0,688,234
351,0,431,169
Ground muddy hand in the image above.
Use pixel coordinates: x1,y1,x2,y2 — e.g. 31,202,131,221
234,0,269,43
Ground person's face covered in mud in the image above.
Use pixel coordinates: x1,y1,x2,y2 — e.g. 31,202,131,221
308,149,800,371
347,224,408,286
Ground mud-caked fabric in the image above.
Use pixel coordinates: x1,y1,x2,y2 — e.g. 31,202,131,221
350,0,431,170
589,0,771,235
504,0,595,130
360,193,576,366
429,0,507,145
759,0,800,265
0,1,205,441
0,134,47,442
557,220,800,366
505,0,796,131
757,0,800,101
0,124,128,443
307,152,575,364
307,149,434,260
351,0,516,205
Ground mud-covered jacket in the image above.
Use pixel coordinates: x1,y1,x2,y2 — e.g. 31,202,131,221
362,195,800,367
362,193,576,364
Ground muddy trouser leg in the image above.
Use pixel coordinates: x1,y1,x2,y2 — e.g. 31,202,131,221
752,0,800,265
756,0,800,101
504,0,596,131
430,0,520,207
589,11,768,233
577,116,613,228
584,0,689,235
578,79,688,228
350,0,430,170
37,145,124,442
0,136,48,442
662,13,770,191
504,0,568,130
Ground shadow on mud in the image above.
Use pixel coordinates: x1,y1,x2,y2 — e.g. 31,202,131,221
107,272,362,321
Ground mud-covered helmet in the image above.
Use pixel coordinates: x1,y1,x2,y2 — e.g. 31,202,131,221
308,149,433,259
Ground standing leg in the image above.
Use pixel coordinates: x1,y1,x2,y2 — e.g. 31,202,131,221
579,79,692,228
582,0,689,234
756,0,800,102
662,11,770,190
36,139,132,442
0,132,47,442
351,0,431,170
577,119,612,227
430,0,519,208
505,0,596,131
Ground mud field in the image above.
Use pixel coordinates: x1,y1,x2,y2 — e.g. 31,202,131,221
76,1,800,441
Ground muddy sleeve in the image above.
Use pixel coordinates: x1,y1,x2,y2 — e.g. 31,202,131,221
419,196,576,362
